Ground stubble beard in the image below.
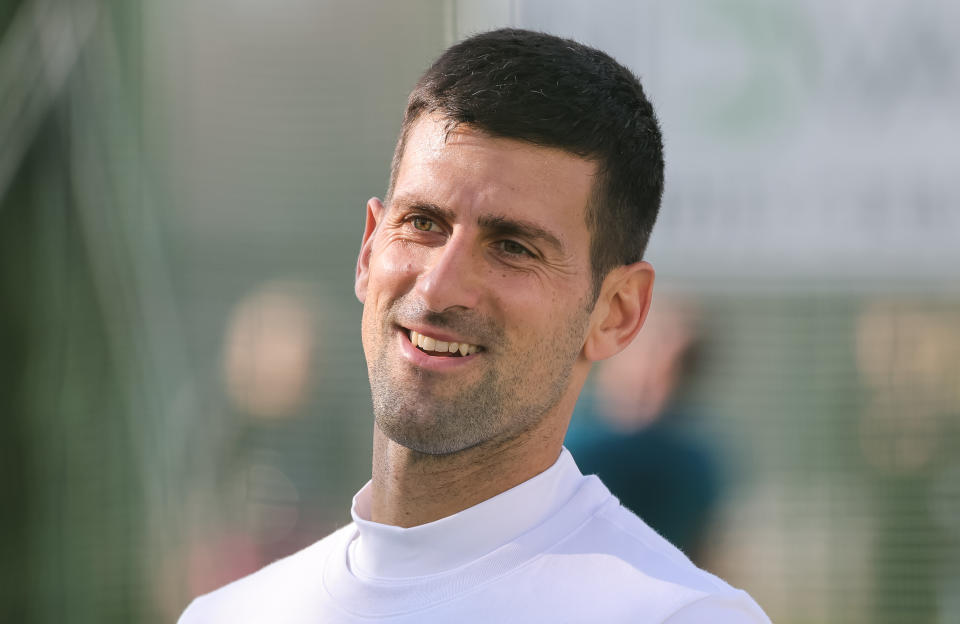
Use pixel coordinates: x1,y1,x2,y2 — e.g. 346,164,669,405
367,299,590,456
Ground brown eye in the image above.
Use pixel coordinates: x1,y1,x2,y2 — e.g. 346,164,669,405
412,216,438,232
498,240,532,256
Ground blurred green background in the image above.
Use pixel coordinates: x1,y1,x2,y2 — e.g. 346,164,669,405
1,1,958,622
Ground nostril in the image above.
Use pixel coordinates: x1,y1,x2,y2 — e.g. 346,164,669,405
414,249,482,312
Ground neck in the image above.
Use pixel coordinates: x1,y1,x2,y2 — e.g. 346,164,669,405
369,420,567,528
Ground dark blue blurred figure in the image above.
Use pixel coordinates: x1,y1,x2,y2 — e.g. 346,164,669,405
566,298,720,563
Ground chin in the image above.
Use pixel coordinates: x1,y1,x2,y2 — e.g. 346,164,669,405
374,409,494,457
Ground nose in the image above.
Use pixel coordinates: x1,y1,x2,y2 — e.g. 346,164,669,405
415,235,483,313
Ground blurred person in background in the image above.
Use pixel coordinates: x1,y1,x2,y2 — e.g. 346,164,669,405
566,297,721,563
180,28,769,623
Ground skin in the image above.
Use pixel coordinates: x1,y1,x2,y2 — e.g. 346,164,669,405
355,114,655,528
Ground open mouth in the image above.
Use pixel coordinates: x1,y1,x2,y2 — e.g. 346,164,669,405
407,329,482,358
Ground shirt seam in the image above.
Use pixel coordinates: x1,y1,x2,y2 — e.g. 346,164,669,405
660,593,721,624
594,506,733,595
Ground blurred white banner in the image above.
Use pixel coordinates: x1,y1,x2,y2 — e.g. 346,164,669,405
454,0,960,290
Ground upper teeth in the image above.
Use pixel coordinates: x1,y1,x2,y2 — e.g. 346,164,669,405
409,330,478,356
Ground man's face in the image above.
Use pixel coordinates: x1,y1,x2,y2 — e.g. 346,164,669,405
356,115,598,455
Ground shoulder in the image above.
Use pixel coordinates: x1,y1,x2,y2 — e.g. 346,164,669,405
177,523,356,624
542,492,770,623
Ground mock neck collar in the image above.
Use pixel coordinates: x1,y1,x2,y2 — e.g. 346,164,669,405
348,447,584,579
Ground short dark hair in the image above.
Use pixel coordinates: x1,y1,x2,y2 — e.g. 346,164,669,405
387,28,664,297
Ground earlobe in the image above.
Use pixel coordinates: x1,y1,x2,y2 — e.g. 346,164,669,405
582,262,655,361
355,197,385,303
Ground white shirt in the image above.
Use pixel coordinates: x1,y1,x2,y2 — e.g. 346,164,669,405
180,449,770,623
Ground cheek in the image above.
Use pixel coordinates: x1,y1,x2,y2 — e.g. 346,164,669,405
359,299,378,361
498,288,565,340
510,275,584,310
519,288,593,353
369,243,424,290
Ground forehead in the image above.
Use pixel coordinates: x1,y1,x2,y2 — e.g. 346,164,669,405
392,115,597,239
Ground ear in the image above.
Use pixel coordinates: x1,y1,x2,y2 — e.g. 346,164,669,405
355,197,385,303
582,261,655,362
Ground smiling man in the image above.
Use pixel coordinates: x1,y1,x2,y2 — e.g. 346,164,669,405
180,29,770,623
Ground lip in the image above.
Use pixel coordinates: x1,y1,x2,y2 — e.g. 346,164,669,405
403,323,479,346
397,326,481,371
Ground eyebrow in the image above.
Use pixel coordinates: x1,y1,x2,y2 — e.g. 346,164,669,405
397,200,566,254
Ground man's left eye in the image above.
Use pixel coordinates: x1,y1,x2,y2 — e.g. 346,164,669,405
498,240,533,257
